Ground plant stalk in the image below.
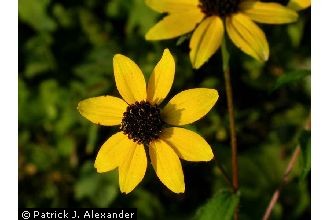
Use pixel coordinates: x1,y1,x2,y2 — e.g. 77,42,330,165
262,116,310,220
221,39,239,220
223,68,239,193
262,147,301,220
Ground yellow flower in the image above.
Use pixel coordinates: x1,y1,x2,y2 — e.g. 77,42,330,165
145,0,299,68
288,0,311,11
77,49,218,194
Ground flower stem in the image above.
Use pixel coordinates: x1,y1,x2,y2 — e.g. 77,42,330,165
221,39,239,220
262,147,301,220
221,39,239,193
223,65,239,192
262,116,310,220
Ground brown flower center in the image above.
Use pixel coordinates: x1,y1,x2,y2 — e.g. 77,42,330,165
120,101,164,145
199,0,241,17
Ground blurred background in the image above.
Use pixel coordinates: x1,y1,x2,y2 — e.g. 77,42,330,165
18,0,311,219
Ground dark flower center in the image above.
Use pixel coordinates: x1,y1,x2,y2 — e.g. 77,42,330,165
120,101,164,145
199,0,241,17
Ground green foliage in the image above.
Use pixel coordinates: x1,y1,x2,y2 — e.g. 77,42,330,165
299,130,311,180
74,162,119,207
23,34,56,78
195,190,239,220
19,0,57,32
126,0,159,36
132,189,163,219
272,69,310,92
287,18,306,48
18,0,311,219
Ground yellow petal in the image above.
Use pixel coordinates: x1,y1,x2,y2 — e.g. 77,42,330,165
94,132,133,173
119,143,147,194
145,0,200,13
288,0,311,11
189,16,224,69
149,139,185,193
161,127,214,161
226,13,269,62
147,49,175,105
240,1,298,24
162,88,219,126
77,96,127,126
145,10,204,40
113,54,147,104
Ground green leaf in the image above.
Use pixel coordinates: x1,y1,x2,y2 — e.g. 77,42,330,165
78,9,108,46
272,69,310,92
39,80,59,120
126,0,158,36
23,34,56,78
29,143,58,172
75,162,119,207
287,18,305,48
52,4,74,28
106,0,131,18
299,130,311,180
19,0,57,32
57,136,75,157
86,125,98,154
195,190,239,220
132,189,163,219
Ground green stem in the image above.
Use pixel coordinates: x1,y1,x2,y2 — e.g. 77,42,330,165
221,39,239,193
221,39,239,220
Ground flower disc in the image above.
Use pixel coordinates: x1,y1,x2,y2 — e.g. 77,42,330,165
199,0,241,17
120,101,164,145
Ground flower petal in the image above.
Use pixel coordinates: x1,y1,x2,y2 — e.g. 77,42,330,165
189,16,224,69
240,1,298,24
77,96,127,126
145,10,204,40
147,49,175,105
113,54,147,104
288,0,311,11
226,13,269,62
162,88,219,126
94,132,133,173
145,0,200,13
119,143,147,194
149,139,185,193
161,127,214,161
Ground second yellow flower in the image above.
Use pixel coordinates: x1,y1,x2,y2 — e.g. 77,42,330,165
146,0,299,68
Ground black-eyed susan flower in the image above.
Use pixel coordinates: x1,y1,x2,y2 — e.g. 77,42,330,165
145,0,299,69
77,49,218,194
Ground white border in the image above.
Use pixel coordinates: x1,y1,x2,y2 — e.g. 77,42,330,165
312,0,330,219
0,0,18,218
5,0,324,219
